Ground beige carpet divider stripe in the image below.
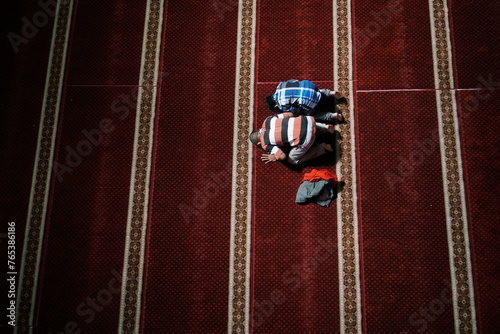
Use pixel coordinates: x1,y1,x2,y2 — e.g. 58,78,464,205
227,0,256,332
117,1,164,333
14,2,74,333
333,0,362,333
428,1,477,333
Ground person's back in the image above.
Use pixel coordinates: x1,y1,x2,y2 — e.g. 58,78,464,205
266,79,345,123
272,79,322,114
249,112,334,165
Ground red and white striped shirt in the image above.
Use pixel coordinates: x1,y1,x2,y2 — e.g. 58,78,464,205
259,113,316,158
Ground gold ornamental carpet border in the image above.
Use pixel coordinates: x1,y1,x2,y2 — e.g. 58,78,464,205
333,0,362,333
227,0,256,333
14,1,74,333
428,0,476,333
117,1,165,333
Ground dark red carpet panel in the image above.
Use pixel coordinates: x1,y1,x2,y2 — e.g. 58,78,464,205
451,1,500,332
257,1,334,83
252,94,340,334
34,1,146,333
354,0,435,90
252,1,340,333
456,92,500,333
449,0,500,89
64,1,145,86
140,1,238,333
354,1,456,333
356,91,454,334
36,87,137,334
0,1,55,332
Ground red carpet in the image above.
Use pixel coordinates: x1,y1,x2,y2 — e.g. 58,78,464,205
252,87,340,333
141,1,238,332
0,1,55,332
31,1,147,333
357,91,454,333
252,1,340,332
1,0,499,333
456,89,500,334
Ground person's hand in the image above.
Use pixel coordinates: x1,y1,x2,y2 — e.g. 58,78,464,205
261,154,277,164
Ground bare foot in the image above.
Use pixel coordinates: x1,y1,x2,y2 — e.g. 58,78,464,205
330,91,342,99
322,143,333,152
332,112,344,122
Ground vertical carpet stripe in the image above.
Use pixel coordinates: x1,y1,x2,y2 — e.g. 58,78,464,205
227,0,256,332
333,0,362,333
428,1,477,333
117,1,164,333
14,2,74,333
